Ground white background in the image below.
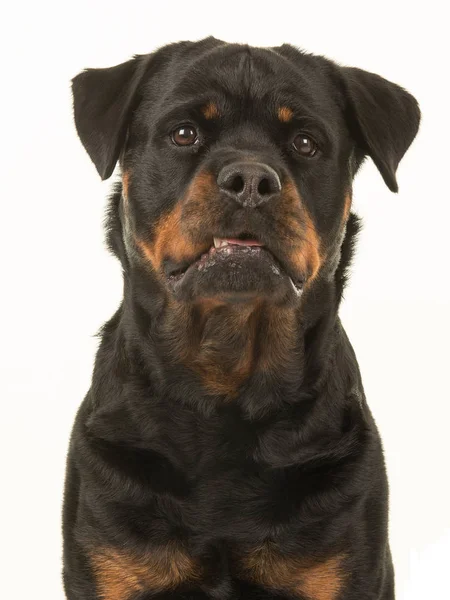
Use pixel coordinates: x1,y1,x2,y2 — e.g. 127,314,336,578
1,1,449,598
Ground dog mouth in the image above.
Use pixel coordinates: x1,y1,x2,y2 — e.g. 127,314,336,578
165,235,304,295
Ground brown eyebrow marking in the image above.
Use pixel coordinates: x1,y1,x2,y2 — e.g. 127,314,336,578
277,106,294,123
202,102,220,120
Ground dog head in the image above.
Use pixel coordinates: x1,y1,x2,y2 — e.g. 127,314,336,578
72,38,420,306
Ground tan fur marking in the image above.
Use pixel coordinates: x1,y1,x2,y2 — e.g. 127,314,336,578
202,102,220,120
300,556,345,600
135,170,316,393
257,305,297,372
282,181,323,283
240,543,345,600
135,206,197,272
277,106,294,123
175,301,298,395
166,296,298,397
90,545,200,600
186,170,217,205
122,170,130,201
136,171,217,272
342,193,352,224
191,299,262,397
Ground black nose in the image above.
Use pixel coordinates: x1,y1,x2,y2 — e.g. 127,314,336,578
217,162,282,207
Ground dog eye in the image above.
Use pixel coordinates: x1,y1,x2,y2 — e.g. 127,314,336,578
171,125,198,146
292,134,318,157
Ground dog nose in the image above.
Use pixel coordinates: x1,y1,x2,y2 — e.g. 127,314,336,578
217,162,282,207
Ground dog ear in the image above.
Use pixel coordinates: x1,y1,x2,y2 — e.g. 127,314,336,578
340,67,420,192
72,55,150,180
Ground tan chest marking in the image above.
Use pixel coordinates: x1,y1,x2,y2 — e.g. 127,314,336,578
239,544,345,600
90,545,200,600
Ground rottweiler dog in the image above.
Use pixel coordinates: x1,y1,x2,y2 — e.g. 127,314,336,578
63,37,420,600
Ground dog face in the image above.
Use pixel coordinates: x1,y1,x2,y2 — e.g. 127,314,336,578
72,38,419,305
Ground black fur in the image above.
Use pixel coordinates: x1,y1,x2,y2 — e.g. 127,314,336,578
63,37,420,600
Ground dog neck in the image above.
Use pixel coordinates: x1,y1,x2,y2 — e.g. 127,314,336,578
105,188,360,417
117,273,340,417
160,296,303,397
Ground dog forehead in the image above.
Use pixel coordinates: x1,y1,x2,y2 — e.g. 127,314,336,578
200,47,318,99
145,43,335,114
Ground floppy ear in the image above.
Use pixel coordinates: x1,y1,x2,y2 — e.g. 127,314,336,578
340,67,420,192
72,55,151,180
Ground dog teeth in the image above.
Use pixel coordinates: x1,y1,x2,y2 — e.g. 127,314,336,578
289,277,303,296
213,237,229,249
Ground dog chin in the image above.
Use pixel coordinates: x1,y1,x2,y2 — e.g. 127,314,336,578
167,247,304,303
